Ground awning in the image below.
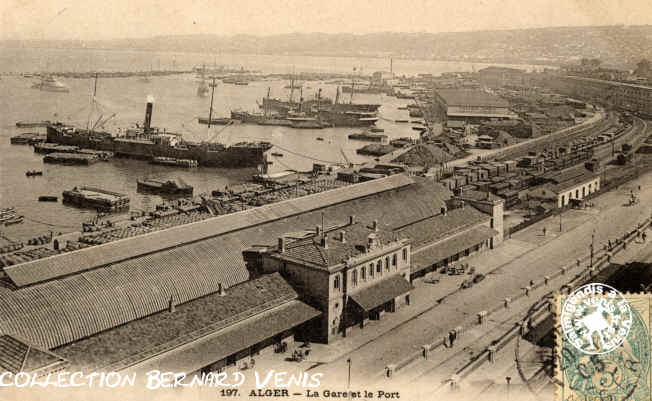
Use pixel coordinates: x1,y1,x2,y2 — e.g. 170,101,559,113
130,300,321,373
349,275,413,311
411,225,499,273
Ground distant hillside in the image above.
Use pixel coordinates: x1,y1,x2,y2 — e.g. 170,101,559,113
3,26,652,69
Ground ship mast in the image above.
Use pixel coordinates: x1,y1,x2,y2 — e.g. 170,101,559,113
208,78,216,128
87,73,99,132
350,79,355,104
316,88,322,124
289,77,295,104
266,87,271,118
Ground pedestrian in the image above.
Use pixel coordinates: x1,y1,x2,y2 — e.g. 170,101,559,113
543,227,547,237
643,232,647,242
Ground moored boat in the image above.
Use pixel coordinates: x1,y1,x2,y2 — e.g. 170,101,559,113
137,178,194,196
38,196,58,202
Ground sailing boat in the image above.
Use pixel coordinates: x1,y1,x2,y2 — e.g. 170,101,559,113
198,78,231,125
31,74,69,93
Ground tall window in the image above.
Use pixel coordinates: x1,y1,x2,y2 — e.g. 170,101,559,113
385,256,390,272
402,248,408,261
334,275,340,290
377,261,382,274
361,266,366,281
352,270,357,286
369,263,374,278
561,195,565,205
392,254,397,267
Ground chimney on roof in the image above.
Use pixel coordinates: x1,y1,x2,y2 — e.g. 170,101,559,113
367,233,377,251
321,233,329,249
349,215,355,225
218,283,226,296
169,295,175,313
372,220,378,232
278,237,286,253
339,230,346,243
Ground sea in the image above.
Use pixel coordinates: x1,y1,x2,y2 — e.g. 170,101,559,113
0,47,543,241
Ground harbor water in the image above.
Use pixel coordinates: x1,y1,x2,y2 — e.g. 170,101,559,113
0,48,540,240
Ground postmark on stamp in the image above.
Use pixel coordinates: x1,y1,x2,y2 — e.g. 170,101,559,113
556,284,651,401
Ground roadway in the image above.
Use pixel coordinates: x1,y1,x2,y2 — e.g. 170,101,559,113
313,163,652,390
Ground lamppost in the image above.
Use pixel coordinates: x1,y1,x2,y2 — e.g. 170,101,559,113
590,230,595,268
506,376,511,401
559,207,563,232
347,358,351,389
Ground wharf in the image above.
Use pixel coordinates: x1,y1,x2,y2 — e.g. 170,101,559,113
62,186,130,212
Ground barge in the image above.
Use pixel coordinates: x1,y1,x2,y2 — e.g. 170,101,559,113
44,152,100,165
348,132,388,143
62,186,130,212
10,132,46,145
137,178,194,196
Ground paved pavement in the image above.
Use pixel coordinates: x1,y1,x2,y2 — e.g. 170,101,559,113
308,168,652,387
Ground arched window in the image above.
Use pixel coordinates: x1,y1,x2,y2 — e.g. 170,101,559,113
402,248,408,261
352,270,357,286
334,275,340,290
361,266,366,281
385,256,390,271
377,261,382,274
392,254,397,267
369,263,374,278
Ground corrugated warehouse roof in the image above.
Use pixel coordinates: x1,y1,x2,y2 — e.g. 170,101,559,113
436,89,510,108
55,273,317,372
0,177,451,351
5,174,414,287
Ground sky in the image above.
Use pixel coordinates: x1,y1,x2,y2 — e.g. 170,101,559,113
1,0,651,40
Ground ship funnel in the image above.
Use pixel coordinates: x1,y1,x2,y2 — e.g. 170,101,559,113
144,95,154,133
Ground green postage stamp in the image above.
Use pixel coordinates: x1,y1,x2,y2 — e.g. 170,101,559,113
556,283,651,401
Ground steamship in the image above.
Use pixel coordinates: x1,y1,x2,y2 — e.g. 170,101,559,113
46,99,272,168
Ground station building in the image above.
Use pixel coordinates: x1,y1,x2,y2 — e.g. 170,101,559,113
258,219,412,343
0,174,503,375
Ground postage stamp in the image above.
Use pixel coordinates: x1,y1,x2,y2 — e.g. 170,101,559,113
556,283,651,401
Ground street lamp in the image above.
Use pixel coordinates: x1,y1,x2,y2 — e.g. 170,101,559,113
590,230,595,268
347,358,351,389
506,376,511,401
